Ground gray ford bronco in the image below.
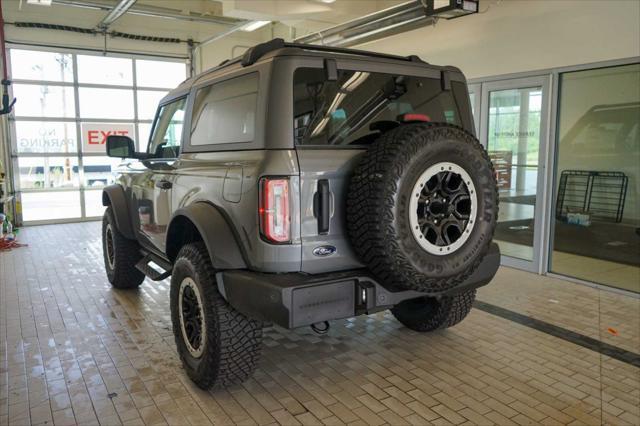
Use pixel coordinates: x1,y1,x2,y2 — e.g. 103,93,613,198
101,38,499,389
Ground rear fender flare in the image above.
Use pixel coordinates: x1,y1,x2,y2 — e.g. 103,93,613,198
166,202,247,270
102,185,135,240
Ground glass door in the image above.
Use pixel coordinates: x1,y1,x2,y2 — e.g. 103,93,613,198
480,76,550,272
468,83,481,136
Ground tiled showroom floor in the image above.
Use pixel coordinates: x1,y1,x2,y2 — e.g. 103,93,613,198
1,222,639,426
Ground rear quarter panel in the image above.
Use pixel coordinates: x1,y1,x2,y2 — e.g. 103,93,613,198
171,150,302,272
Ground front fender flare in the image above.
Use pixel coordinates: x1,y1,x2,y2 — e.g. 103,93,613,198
102,185,135,240
166,203,247,270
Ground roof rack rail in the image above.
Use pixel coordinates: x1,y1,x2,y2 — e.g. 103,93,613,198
241,38,425,67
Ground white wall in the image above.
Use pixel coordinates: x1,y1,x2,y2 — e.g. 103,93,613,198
360,0,640,79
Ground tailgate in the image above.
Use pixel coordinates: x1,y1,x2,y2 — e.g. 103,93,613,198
296,148,366,273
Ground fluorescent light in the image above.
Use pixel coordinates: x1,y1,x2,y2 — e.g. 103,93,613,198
241,21,271,32
27,0,53,5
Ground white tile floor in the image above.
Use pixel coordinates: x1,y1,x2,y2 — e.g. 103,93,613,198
1,222,638,426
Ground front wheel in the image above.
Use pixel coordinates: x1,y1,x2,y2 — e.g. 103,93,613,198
170,242,263,389
102,207,145,289
391,289,476,332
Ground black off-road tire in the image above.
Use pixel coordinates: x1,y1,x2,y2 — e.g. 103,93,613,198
102,207,145,289
347,123,498,292
392,289,476,332
170,242,263,389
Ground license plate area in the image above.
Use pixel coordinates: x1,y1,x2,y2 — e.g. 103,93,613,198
291,281,355,328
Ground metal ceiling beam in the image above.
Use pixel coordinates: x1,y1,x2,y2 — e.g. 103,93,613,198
295,0,478,47
96,0,137,29
52,0,243,26
295,0,431,47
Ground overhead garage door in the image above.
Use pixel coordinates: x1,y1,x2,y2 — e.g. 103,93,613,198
8,47,187,224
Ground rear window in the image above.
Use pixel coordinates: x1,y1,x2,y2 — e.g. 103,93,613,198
293,68,471,146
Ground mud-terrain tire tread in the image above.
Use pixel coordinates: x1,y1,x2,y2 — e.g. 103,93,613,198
170,242,263,389
392,289,476,332
346,123,498,292
103,207,145,289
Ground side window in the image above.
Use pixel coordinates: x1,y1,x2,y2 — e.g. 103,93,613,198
190,73,258,146
148,97,186,158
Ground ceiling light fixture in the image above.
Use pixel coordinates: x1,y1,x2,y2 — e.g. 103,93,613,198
241,20,271,32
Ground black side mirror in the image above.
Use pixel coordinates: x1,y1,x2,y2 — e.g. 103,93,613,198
106,135,146,159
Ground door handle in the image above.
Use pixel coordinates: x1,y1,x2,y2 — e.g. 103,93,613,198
313,179,330,235
155,180,172,190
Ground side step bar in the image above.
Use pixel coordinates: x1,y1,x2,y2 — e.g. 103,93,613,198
135,252,172,281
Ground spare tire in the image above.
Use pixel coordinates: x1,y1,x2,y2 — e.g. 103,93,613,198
347,123,497,292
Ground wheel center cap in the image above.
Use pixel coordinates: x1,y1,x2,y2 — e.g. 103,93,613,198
427,199,452,217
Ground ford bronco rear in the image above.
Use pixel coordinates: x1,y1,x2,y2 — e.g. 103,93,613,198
101,38,499,389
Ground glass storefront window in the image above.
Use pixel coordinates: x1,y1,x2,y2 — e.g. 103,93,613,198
82,156,123,187
15,121,77,154
137,90,166,120
8,48,187,224
84,189,107,218
79,122,135,153
18,156,79,190
78,87,134,119
77,55,133,86
551,63,640,293
136,59,186,88
21,191,81,221
10,49,73,82
12,84,76,118
137,122,153,151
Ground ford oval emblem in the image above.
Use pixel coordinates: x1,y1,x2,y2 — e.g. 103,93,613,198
313,245,336,257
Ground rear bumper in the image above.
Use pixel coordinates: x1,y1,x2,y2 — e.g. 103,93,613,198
218,243,500,329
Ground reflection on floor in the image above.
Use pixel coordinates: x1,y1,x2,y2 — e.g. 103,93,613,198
496,200,535,260
490,244,640,293
552,251,640,294
498,201,535,223
495,197,639,292
495,240,534,262
1,222,638,425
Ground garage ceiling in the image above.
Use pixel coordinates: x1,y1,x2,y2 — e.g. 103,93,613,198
222,0,407,31
5,0,407,44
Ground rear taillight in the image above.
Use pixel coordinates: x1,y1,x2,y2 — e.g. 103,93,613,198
259,177,291,243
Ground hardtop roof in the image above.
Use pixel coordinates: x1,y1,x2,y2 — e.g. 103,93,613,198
159,38,462,105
